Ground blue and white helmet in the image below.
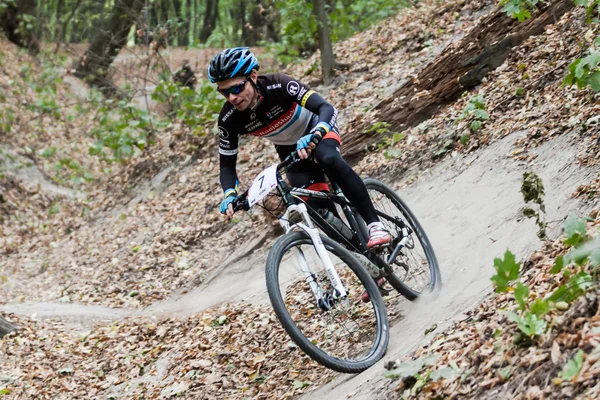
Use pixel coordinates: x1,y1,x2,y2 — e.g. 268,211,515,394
207,47,260,83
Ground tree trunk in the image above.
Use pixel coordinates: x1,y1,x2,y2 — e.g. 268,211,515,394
0,315,17,339
312,0,334,84
0,0,40,54
61,0,83,43
341,0,576,161
54,0,64,42
199,0,219,43
263,0,279,42
73,0,144,94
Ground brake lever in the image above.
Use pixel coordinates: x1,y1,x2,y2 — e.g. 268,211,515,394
232,191,249,211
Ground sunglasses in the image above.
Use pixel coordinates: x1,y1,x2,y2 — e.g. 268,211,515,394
218,80,248,97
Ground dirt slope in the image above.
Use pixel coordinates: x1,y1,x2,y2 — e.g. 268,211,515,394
2,0,600,398
302,131,595,399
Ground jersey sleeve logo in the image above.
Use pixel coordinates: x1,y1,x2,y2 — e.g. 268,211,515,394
218,126,229,139
287,81,301,97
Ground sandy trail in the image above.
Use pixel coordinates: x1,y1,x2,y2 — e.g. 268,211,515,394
1,129,594,398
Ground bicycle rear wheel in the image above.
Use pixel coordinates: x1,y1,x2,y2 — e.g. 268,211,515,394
364,178,441,300
265,231,389,373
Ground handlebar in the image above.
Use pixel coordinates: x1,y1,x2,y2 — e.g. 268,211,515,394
232,191,249,211
278,133,322,171
230,133,322,213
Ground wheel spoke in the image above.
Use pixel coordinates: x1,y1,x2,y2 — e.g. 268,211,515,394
364,179,441,298
267,232,389,372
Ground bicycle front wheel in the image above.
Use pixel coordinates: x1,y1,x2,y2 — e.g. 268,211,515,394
266,231,389,373
364,178,441,300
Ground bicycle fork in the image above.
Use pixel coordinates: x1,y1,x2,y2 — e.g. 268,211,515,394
280,203,348,310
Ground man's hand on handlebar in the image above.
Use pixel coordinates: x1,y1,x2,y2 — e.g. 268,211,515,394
220,192,249,220
220,195,236,220
296,129,324,159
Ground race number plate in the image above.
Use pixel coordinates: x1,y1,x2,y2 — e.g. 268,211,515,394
247,164,278,207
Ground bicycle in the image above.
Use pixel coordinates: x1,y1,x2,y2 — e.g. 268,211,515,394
231,147,440,373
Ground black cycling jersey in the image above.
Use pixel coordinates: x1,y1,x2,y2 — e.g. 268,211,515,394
218,73,338,192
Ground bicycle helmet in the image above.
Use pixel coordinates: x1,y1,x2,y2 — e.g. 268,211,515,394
208,47,260,83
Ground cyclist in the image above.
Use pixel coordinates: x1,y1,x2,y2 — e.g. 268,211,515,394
209,47,390,249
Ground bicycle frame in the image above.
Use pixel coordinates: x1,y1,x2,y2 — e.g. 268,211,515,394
235,153,411,307
277,177,402,278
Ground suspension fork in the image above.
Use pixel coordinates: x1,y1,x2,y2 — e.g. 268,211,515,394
280,203,348,305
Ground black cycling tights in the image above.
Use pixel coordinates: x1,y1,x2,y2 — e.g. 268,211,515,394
275,138,379,224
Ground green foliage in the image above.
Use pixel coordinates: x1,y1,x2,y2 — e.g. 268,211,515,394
0,0,15,17
384,353,459,394
529,298,550,317
0,98,15,134
491,250,521,293
267,0,410,63
89,100,162,163
561,349,584,380
574,0,600,23
563,1,600,92
152,78,222,132
507,311,547,337
551,255,565,274
563,216,587,247
500,0,543,22
53,157,94,185
564,51,600,92
458,95,488,121
457,95,489,142
545,217,600,305
366,122,406,159
48,203,60,216
39,147,57,159
491,249,553,339
384,355,439,379
17,54,66,120
521,172,547,240
267,0,316,63
514,281,530,311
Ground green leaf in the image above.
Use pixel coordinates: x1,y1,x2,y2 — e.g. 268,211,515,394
383,148,402,159
470,120,483,132
588,71,600,92
571,271,593,292
529,299,550,317
292,380,309,389
507,310,522,324
498,366,512,380
581,52,600,71
514,281,530,311
430,367,458,381
590,248,600,267
551,256,564,274
563,216,586,246
575,58,589,79
561,350,584,380
473,109,489,120
491,250,521,293
548,271,592,304
40,147,56,158
384,355,438,379
0,388,10,395
548,284,571,304
460,133,469,145
519,312,547,337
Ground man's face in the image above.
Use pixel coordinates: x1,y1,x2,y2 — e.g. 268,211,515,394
217,74,256,111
